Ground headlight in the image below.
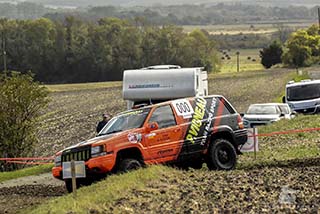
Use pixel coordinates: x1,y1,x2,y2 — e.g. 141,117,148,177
91,145,106,158
54,155,61,167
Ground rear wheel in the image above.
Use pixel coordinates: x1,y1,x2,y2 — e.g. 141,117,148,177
207,138,237,170
118,158,142,173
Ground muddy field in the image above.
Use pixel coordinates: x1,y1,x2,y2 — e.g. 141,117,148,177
112,158,320,214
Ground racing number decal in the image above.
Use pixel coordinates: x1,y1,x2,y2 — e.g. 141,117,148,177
172,99,194,118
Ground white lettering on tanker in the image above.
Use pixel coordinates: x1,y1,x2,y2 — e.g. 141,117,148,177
172,99,194,118
186,97,207,144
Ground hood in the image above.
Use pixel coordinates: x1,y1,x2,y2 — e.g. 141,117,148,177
56,130,134,155
243,114,280,121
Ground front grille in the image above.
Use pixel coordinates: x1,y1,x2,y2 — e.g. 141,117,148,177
62,146,91,163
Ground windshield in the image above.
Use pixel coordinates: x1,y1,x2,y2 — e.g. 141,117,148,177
98,108,150,135
287,84,320,101
247,105,278,115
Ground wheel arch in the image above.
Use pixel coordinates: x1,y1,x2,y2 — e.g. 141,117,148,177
113,147,144,171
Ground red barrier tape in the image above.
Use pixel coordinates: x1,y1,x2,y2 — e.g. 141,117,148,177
0,157,54,161
248,127,320,138
6,161,52,165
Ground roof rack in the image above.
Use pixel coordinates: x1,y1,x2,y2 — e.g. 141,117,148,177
142,65,181,70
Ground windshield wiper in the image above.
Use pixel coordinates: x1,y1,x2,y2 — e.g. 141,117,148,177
105,129,123,135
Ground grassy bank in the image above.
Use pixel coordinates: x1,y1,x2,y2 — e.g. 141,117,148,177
0,164,53,183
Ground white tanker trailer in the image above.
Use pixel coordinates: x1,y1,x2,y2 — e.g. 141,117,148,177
122,65,208,109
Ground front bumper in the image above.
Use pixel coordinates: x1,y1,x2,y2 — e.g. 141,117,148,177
52,154,115,180
294,105,320,114
234,129,248,146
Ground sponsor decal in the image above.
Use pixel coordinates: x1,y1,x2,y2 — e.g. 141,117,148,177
172,99,194,118
186,97,207,144
158,149,173,155
127,133,142,144
145,133,156,139
200,98,217,145
120,109,144,117
129,84,173,89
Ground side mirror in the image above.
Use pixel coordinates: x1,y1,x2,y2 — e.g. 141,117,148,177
146,122,159,133
280,113,285,117
282,96,286,103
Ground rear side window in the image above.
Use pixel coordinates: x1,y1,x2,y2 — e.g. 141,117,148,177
149,105,177,129
205,97,235,116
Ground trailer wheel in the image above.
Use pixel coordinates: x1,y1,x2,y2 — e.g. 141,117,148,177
118,158,142,173
207,138,237,170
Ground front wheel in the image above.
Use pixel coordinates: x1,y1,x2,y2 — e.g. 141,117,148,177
118,158,142,173
207,138,237,170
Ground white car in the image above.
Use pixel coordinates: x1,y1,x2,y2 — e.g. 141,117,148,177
243,103,295,128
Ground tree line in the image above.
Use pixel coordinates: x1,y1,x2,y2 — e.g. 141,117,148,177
0,2,318,25
46,4,319,26
0,17,219,83
260,25,320,69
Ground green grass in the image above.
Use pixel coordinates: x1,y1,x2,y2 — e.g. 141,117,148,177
239,114,320,169
0,164,53,183
27,165,169,214
219,49,264,73
46,81,122,92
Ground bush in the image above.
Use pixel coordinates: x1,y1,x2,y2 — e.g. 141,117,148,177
260,41,283,69
0,72,49,171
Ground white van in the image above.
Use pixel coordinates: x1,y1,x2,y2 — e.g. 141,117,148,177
123,65,208,109
283,79,320,114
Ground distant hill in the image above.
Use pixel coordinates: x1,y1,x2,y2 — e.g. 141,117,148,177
1,0,319,8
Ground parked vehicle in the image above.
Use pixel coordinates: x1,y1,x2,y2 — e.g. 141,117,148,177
123,65,208,109
52,96,247,192
283,79,320,114
243,103,294,128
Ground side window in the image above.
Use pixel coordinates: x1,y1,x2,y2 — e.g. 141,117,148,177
217,97,235,116
149,105,177,129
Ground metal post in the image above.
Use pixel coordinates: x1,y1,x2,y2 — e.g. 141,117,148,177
318,7,320,34
71,159,77,198
253,127,257,160
1,31,6,72
236,51,240,72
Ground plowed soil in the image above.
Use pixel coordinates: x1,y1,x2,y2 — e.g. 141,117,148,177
111,158,320,214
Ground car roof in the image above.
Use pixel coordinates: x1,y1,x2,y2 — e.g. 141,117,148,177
286,79,320,88
249,103,287,106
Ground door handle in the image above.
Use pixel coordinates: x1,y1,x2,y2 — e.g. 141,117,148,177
174,128,181,133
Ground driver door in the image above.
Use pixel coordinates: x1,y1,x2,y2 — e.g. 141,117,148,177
144,105,183,162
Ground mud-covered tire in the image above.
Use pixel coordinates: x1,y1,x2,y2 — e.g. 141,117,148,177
118,158,142,173
207,138,237,170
